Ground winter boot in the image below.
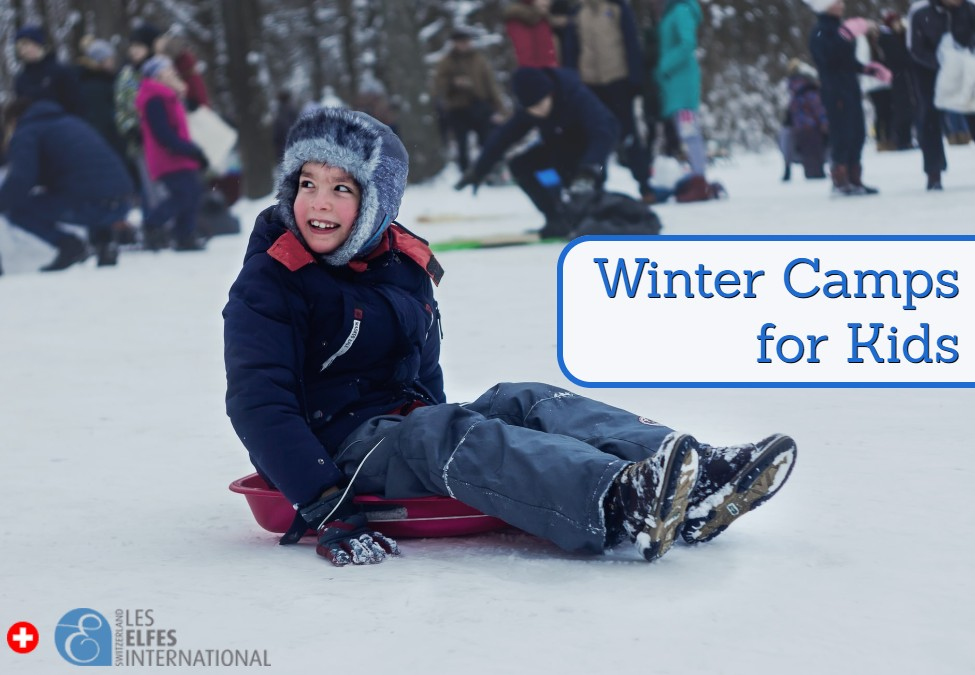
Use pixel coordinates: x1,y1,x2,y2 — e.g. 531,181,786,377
849,164,878,195
680,434,797,545
173,234,207,252
90,227,119,267
604,433,700,562
114,220,139,245
782,164,791,182
39,235,89,272
926,171,943,191
830,164,858,196
142,227,170,252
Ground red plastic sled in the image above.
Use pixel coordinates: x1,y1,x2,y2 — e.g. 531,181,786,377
230,473,509,539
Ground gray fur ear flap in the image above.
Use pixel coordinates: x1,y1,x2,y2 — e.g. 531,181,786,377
275,107,409,266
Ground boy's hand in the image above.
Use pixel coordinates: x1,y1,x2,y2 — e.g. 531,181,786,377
300,487,400,567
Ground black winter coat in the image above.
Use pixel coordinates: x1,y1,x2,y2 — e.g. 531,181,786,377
809,14,864,114
908,0,975,72
15,52,86,117
223,207,445,507
77,65,127,161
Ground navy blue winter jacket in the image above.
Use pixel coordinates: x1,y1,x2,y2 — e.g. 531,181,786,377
472,67,619,178
223,207,445,507
0,100,134,216
809,14,864,114
15,52,86,117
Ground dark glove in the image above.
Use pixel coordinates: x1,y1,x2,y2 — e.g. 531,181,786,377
568,164,601,196
300,487,400,567
454,168,484,195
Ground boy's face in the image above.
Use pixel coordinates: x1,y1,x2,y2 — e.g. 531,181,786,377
293,162,361,255
826,1,844,16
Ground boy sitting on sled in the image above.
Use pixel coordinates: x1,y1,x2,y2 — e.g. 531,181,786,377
222,107,797,566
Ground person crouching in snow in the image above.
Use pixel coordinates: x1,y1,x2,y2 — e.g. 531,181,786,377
806,0,891,195
0,97,134,270
222,107,798,567
135,54,207,251
454,66,619,239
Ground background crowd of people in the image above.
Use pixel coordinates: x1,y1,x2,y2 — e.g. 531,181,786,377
2,0,975,276
1,20,238,275
788,0,975,194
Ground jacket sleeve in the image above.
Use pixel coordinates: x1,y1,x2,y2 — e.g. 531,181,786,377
224,257,344,507
576,87,620,167
471,113,534,178
477,54,506,113
656,4,696,81
144,97,202,158
0,133,39,215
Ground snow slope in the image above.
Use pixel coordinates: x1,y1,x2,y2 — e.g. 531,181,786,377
2,146,973,674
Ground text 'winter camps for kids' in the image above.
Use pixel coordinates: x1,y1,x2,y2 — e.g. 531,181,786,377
557,235,974,387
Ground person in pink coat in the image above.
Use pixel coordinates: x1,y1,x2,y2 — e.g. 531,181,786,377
135,55,207,250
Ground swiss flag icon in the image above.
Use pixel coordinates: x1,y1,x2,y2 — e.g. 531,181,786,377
7,622,39,654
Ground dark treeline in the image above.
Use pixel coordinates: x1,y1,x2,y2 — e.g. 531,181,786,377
1,0,908,198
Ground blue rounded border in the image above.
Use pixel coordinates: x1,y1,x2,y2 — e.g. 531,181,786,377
556,234,975,388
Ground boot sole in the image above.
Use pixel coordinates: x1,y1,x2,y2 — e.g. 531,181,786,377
635,435,700,562
681,434,797,545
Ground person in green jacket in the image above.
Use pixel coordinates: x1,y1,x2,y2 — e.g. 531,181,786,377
655,0,711,199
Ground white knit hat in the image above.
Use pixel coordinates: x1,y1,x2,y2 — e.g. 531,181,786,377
804,0,837,12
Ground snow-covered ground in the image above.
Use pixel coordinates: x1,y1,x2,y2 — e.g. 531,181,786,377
2,146,974,674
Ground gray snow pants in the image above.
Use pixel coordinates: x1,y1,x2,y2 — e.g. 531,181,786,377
333,382,676,554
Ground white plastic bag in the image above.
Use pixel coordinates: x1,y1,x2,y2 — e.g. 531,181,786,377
186,106,238,174
934,32,975,114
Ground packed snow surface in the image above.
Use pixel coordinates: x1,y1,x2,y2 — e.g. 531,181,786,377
2,147,973,673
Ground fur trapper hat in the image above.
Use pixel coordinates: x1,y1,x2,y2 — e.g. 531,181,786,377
276,107,409,267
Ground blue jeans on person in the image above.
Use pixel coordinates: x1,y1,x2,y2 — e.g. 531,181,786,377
333,382,677,553
144,169,202,239
7,192,129,247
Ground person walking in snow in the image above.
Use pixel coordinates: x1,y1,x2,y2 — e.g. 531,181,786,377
222,106,798,567
13,25,86,118
135,54,208,251
907,0,975,191
806,0,891,196
432,28,507,175
455,66,619,238
560,0,653,201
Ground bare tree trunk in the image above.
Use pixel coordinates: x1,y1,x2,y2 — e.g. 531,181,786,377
337,0,358,103
304,0,326,101
221,0,274,198
378,0,444,182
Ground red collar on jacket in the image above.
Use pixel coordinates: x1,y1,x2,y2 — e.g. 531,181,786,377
268,224,444,286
